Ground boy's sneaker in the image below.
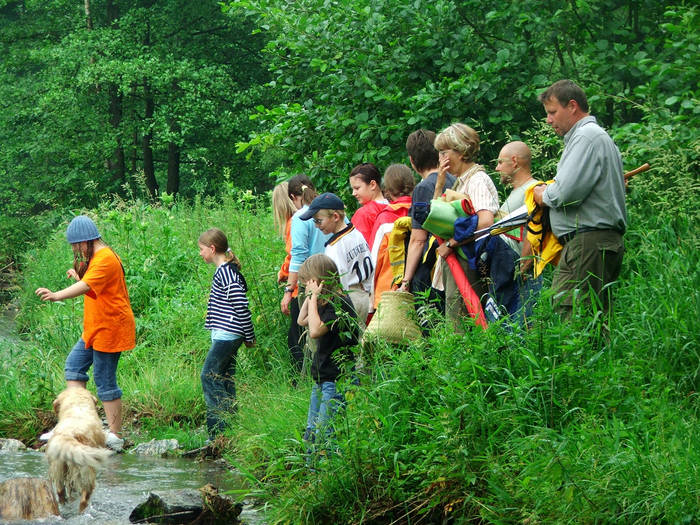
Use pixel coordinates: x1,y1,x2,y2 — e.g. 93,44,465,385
104,431,124,452
39,429,54,442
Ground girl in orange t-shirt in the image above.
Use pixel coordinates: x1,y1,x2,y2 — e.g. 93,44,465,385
35,215,135,451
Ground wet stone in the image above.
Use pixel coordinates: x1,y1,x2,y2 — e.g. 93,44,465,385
129,438,180,457
129,485,242,524
0,438,26,452
0,477,59,520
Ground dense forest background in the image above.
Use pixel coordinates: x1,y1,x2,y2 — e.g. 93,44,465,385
1,0,698,265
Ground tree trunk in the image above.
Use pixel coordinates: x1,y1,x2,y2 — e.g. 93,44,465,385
131,129,139,173
107,84,126,182
84,0,92,29
143,85,158,199
166,140,180,195
106,0,124,183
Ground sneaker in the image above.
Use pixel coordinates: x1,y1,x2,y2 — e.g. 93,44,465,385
104,431,124,452
39,429,54,442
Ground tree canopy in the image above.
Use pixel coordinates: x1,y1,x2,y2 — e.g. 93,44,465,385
0,0,698,261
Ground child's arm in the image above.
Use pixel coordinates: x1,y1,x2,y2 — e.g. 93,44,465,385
35,280,90,302
297,293,309,327
304,280,329,339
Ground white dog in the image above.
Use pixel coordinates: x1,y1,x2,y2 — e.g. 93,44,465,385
46,388,113,513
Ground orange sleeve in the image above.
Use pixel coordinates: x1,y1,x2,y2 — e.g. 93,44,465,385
278,217,292,282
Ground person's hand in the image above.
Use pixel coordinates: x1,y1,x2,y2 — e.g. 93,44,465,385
280,293,292,315
520,258,533,279
437,242,453,259
305,279,322,296
244,340,256,348
398,280,410,292
533,184,546,206
439,154,451,178
35,288,57,302
66,268,80,281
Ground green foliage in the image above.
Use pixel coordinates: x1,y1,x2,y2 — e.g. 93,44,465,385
229,212,699,522
0,0,271,263
6,192,291,441
231,0,698,213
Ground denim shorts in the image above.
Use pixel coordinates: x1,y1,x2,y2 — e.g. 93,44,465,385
64,339,123,401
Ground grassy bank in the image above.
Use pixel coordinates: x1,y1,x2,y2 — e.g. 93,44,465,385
2,185,698,522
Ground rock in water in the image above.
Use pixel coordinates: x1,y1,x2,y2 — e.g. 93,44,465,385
0,477,59,520
129,486,242,524
0,438,26,451
128,438,180,456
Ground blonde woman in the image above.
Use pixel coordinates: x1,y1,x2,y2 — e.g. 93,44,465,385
434,123,499,328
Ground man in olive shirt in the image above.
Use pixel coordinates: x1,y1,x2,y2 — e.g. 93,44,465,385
533,80,626,315
495,141,542,323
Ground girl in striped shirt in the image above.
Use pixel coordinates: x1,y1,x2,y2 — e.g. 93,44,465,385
198,228,255,441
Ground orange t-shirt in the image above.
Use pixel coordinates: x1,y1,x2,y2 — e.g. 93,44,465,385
80,248,135,352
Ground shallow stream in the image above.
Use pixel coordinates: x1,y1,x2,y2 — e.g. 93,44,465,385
0,310,264,524
0,449,264,524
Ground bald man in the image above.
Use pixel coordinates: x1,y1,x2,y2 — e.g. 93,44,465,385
495,141,542,324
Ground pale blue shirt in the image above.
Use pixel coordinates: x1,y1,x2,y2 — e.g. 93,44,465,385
543,116,627,237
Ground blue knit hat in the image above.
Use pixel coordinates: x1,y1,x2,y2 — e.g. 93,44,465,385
66,215,101,244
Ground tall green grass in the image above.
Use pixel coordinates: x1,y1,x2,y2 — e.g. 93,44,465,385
2,186,698,522
4,190,292,446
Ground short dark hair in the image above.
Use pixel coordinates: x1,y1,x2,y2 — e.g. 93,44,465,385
538,79,589,113
406,129,439,172
349,163,381,185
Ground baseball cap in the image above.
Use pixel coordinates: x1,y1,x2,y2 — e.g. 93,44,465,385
299,193,345,220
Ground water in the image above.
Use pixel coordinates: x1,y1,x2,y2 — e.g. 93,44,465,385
0,449,265,524
0,310,266,524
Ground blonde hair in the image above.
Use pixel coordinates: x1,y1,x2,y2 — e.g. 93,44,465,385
198,228,241,267
316,208,346,221
272,182,297,237
298,254,342,303
434,123,480,163
382,164,415,201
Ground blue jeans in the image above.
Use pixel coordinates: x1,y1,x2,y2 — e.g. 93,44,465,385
201,338,243,439
64,338,122,401
518,273,543,326
304,381,344,448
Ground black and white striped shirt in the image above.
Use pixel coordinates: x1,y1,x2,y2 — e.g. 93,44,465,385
204,263,255,342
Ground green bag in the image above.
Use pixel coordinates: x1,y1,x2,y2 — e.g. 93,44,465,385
422,198,475,240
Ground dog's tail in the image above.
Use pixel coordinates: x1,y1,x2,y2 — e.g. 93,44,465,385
46,435,113,469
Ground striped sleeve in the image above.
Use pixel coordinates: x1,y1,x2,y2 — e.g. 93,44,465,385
205,264,255,341
467,171,499,214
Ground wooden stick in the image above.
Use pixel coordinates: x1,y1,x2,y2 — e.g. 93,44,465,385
624,162,650,181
